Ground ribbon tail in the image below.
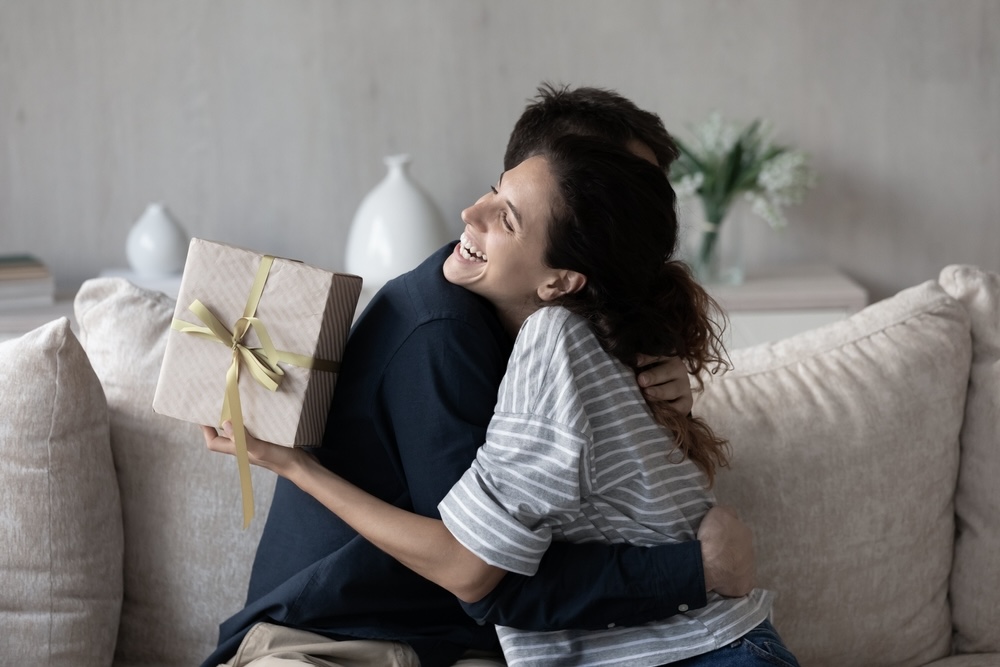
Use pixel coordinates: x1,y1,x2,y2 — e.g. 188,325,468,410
223,355,255,529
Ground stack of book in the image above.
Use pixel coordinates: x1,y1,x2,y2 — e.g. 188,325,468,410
0,254,55,310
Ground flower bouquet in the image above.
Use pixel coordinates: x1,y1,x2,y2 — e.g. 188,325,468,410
670,113,815,283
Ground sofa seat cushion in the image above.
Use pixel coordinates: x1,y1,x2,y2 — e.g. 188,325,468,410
939,265,1000,654
0,318,122,665
75,278,275,667
696,278,970,667
924,655,1000,667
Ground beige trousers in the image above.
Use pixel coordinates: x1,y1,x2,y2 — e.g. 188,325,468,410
222,622,505,667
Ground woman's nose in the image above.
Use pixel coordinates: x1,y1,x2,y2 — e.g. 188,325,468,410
461,200,488,231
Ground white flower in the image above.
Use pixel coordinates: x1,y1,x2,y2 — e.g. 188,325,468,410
693,112,740,158
746,192,788,230
673,173,704,199
757,151,814,207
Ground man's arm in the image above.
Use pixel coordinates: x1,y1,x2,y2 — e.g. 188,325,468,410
462,540,704,631
460,505,755,630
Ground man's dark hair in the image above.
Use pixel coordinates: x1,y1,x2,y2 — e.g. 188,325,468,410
504,83,680,171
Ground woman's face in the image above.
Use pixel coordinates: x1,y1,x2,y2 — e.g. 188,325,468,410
443,155,565,330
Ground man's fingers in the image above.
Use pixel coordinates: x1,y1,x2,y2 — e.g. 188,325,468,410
635,353,667,368
640,378,682,401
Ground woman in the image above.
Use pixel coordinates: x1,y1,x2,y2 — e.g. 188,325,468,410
206,135,798,666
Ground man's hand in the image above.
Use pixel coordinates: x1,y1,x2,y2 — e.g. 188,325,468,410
635,354,694,416
698,506,756,598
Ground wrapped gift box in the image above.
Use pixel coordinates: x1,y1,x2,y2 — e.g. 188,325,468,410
153,238,362,448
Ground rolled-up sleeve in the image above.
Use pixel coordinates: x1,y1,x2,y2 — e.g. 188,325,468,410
439,411,586,577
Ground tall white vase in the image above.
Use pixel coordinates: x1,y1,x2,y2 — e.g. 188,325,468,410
345,155,450,306
125,203,189,277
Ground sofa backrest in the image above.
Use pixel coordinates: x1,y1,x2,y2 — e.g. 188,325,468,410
76,278,276,667
697,271,974,666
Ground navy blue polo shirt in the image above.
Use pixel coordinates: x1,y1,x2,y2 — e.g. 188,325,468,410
203,244,706,667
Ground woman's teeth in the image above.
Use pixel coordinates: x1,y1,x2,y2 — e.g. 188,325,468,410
460,232,487,262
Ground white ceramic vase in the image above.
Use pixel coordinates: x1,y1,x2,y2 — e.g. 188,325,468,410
126,203,189,277
345,155,450,297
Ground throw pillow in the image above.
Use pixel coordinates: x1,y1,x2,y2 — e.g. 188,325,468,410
939,265,1000,654
75,278,275,667
0,318,121,665
696,278,970,666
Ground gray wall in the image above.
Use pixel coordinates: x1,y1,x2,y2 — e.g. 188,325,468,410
2,0,998,301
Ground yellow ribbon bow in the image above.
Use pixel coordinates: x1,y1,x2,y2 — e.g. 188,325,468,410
171,255,339,528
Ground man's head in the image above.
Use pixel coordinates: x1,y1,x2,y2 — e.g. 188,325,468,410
503,83,679,171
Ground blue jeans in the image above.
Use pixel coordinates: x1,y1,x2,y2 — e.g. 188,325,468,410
666,620,800,667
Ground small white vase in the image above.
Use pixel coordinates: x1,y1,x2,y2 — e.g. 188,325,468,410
345,155,450,295
126,203,189,277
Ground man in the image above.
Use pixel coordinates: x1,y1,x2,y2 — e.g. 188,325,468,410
203,84,754,667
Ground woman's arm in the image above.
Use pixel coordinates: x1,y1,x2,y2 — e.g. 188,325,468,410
202,423,505,603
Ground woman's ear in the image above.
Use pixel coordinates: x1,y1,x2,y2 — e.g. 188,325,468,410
537,270,587,302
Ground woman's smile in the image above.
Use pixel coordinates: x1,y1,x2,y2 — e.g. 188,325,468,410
459,231,488,263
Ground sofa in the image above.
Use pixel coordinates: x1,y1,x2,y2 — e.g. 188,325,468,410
0,265,997,667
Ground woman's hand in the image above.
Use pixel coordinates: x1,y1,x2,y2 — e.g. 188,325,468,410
203,423,507,601
635,354,694,415
201,422,314,480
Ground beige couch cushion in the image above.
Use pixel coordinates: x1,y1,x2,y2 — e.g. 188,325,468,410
939,265,1000,654
926,655,1000,667
696,279,970,667
76,278,275,667
0,318,121,665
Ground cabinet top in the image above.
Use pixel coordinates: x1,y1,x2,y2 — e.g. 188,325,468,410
705,265,868,312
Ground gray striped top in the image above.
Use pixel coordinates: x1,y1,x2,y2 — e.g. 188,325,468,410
439,306,772,666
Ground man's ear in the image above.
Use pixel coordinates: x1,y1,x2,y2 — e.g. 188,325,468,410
537,270,586,302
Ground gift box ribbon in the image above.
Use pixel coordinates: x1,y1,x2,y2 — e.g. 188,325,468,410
171,255,340,528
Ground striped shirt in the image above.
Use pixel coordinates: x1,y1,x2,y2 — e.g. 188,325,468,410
439,306,772,667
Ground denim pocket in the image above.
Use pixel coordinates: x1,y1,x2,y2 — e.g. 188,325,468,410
738,620,800,667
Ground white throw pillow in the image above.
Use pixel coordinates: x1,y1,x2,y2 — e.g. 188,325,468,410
0,318,121,665
75,278,275,667
696,278,970,666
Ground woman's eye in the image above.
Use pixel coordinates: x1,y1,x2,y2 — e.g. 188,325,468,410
489,185,513,231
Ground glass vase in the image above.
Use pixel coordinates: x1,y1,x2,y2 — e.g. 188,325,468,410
683,199,745,285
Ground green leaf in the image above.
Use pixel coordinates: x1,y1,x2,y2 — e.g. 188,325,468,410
674,137,707,172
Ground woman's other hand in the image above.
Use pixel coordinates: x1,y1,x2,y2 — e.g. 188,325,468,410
202,422,313,480
635,354,694,416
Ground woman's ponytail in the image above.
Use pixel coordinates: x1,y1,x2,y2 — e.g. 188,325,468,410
645,260,730,486
542,136,732,485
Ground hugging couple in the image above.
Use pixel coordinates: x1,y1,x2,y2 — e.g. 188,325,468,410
200,83,799,667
